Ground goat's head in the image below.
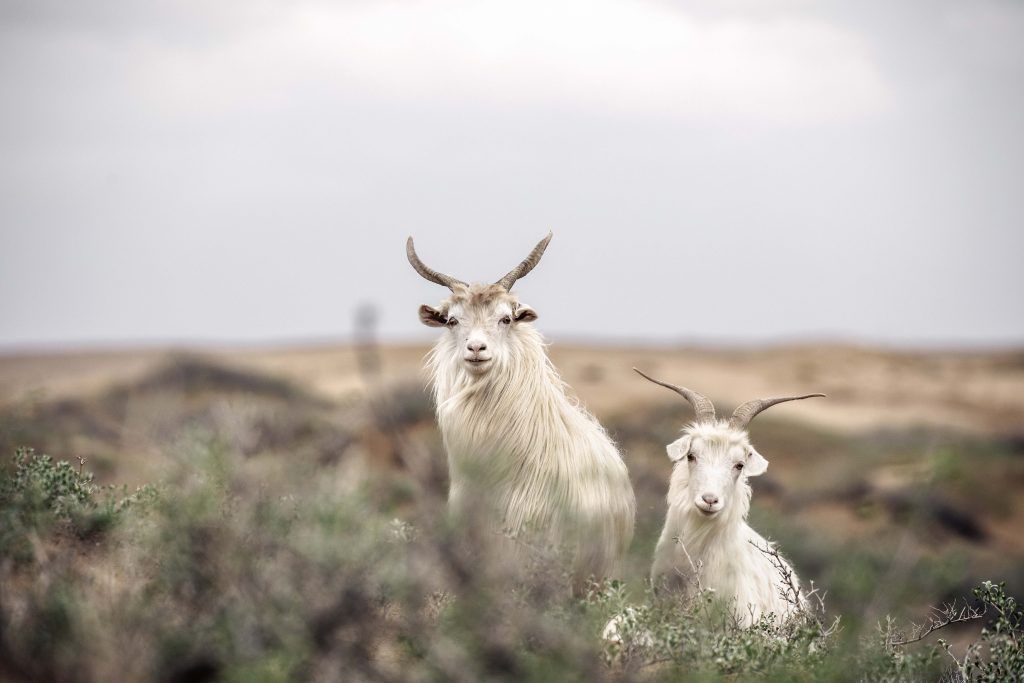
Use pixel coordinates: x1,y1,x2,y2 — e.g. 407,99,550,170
634,368,824,520
408,232,551,376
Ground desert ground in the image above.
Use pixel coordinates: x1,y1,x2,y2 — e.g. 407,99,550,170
4,342,1022,434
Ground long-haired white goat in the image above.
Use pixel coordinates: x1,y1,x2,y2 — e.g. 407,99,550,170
407,233,635,584
636,368,824,626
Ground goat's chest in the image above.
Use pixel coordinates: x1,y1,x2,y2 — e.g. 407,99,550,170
439,411,568,526
676,526,791,622
442,422,553,488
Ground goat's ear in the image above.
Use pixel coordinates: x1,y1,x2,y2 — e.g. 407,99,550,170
666,435,692,462
419,305,448,327
745,447,769,477
513,303,538,323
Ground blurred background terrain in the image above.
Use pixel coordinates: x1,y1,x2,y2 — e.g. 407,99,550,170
3,340,1022,622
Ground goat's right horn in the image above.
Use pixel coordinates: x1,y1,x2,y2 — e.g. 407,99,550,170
407,237,467,291
633,368,717,424
495,231,553,291
728,393,826,431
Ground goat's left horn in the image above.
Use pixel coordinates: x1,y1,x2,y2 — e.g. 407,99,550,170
495,231,553,291
407,237,467,290
633,368,717,424
728,394,826,431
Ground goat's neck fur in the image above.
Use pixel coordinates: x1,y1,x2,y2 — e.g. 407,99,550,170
652,422,802,627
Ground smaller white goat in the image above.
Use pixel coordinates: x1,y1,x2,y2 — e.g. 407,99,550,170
636,368,824,627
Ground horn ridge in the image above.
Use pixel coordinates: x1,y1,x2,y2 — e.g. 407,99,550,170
495,231,553,291
406,237,467,290
633,367,717,424
728,394,826,430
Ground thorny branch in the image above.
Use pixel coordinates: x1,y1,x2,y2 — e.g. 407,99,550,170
750,539,803,611
673,535,704,595
884,601,985,648
750,539,840,638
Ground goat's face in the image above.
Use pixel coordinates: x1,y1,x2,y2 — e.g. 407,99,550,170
419,283,538,376
665,423,768,519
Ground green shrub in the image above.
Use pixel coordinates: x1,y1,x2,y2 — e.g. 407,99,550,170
952,581,1024,681
1,440,1021,682
0,447,156,562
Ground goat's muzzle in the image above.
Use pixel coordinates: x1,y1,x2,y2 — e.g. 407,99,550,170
695,494,723,516
462,354,493,372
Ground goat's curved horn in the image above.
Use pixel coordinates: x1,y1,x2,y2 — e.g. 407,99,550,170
406,237,467,290
728,394,826,431
633,368,717,424
495,231,553,291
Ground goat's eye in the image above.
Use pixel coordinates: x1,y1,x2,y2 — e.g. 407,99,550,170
446,317,459,327
734,462,744,471
686,454,695,462
499,316,512,325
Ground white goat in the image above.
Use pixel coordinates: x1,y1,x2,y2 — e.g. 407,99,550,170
407,233,635,584
636,368,824,627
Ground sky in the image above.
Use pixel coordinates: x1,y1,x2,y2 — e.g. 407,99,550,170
1,0,1022,349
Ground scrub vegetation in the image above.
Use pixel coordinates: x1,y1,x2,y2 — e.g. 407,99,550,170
1,354,1022,682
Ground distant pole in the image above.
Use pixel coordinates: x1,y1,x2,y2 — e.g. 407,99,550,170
354,302,381,379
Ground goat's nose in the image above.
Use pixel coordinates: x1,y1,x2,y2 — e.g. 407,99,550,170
701,493,719,507
467,340,487,352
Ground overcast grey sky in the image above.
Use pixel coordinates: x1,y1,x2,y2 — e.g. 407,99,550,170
1,0,1022,349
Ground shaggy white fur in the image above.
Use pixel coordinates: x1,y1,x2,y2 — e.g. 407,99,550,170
651,421,804,626
423,284,635,582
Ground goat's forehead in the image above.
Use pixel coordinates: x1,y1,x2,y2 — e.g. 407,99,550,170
444,284,517,315
685,423,750,452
